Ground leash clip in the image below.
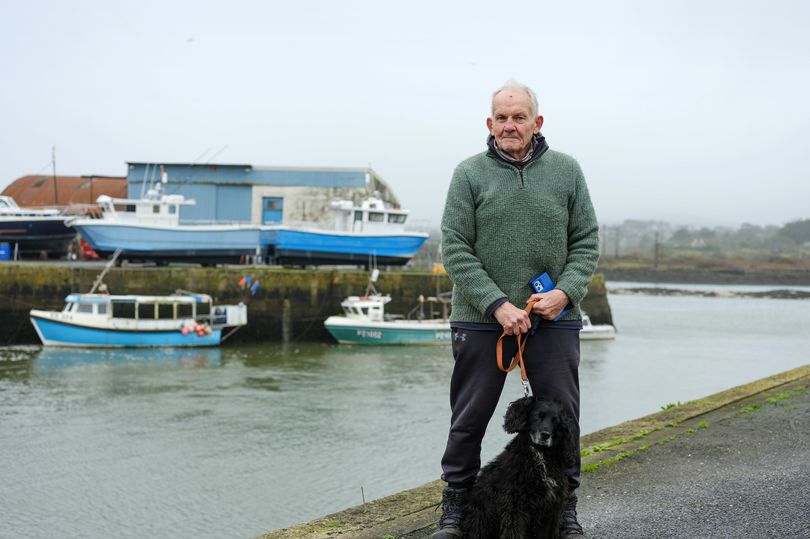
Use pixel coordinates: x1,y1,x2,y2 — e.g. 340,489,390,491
522,379,531,397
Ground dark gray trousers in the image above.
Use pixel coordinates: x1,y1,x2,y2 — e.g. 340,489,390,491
440,325,582,492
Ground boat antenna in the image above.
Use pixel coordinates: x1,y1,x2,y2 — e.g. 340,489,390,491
51,146,59,205
139,163,151,199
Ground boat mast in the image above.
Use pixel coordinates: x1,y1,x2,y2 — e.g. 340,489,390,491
88,248,123,294
51,146,59,205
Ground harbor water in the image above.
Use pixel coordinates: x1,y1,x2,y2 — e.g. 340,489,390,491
1,289,809,539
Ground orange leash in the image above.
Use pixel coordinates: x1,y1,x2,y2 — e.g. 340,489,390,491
496,300,538,397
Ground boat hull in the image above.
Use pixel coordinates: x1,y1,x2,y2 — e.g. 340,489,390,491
324,316,451,345
30,314,222,348
266,228,428,266
72,221,263,263
0,217,75,257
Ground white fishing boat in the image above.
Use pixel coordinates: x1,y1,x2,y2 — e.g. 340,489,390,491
67,186,264,265
324,269,451,345
580,313,616,340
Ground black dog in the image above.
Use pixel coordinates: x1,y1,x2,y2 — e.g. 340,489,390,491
461,397,577,539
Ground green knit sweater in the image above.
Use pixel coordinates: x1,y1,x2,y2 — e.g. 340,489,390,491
441,147,600,323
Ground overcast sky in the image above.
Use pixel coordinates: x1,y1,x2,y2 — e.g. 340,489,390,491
2,1,808,229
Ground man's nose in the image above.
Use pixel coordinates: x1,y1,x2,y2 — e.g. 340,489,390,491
503,119,517,131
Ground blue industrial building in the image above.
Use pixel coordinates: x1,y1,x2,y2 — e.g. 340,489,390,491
126,162,400,225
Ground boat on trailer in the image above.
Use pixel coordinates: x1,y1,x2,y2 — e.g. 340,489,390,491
67,189,263,265
266,197,429,267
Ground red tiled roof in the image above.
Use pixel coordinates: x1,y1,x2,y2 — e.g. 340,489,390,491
1,175,127,207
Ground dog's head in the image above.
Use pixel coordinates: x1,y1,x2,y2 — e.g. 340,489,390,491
503,397,577,462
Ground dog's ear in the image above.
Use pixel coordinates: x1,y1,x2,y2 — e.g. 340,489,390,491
503,396,534,434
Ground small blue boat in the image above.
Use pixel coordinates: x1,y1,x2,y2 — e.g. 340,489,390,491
30,292,247,348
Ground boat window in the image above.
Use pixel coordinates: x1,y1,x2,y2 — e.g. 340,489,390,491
177,303,193,318
368,212,384,223
152,205,160,214
354,211,363,222
387,214,407,224
168,205,177,215
196,302,211,316
77,303,93,314
138,303,156,319
158,303,174,319
112,302,136,319
63,303,74,313
125,204,136,212
97,303,108,315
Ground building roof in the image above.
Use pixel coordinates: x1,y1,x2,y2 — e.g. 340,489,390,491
1,175,128,207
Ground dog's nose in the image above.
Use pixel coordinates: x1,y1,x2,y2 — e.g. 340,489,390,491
539,431,551,442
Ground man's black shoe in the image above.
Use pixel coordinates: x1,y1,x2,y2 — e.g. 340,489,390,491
430,486,467,538
560,494,585,537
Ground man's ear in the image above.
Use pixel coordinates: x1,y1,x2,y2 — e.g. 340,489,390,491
486,117,494,133
534,115,544,133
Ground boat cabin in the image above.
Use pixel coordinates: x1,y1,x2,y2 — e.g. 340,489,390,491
339,295,392,322
63,293,213,322
0,195,60,216
330,197,410,233
95,192,195,226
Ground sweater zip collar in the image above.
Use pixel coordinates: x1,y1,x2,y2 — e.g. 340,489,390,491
487,133,549,187
486,132,549,169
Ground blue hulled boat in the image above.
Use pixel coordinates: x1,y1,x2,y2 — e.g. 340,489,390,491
30,292,247,348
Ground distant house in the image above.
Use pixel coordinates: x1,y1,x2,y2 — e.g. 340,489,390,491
126,162,402,226
2,175,127,207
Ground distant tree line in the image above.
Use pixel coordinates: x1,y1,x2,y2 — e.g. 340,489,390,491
406,218,810,270
600,218,810,259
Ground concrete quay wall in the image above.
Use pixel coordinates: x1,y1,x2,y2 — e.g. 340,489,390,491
0,263,613,345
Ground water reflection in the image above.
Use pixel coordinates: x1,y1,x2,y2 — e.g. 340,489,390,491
34,346,222,370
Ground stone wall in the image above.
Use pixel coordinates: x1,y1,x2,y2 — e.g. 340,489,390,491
0,264,612,345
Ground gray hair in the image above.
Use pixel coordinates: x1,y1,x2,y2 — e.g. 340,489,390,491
491,80,539,118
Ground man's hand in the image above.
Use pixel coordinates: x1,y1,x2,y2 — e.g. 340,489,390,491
493,302,532,335
527,289,570,320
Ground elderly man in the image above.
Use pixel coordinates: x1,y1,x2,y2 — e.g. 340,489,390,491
433,81,599,538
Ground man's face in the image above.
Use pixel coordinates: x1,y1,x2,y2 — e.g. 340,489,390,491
487,90,543,160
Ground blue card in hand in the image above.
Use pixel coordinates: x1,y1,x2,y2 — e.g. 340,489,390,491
529,272,570,321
